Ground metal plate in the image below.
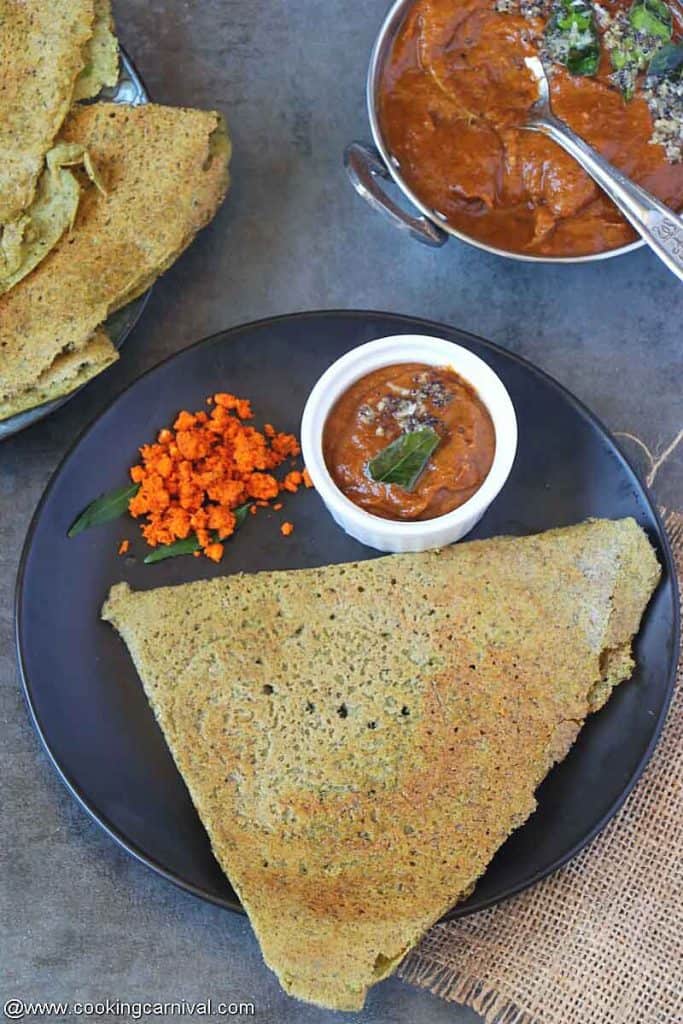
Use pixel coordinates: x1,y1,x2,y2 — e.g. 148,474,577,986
15,311,679,919
0,49,151,442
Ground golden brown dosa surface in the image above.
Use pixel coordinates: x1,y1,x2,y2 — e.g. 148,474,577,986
0,142,106,297
102,518,660,1011
0,103,231,407
0,329,117,421
0,0,95,225
73,0,119,101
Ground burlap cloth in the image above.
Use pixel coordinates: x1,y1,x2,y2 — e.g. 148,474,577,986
398,510,682,1024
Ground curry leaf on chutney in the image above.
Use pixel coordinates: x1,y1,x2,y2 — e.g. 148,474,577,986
368,428,441,492
68,483,140,537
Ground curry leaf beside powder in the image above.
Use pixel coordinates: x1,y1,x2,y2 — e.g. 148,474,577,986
368,427,441,491
143,535,205,564
143,503,252,563
67,483,141,537
69,489,252,562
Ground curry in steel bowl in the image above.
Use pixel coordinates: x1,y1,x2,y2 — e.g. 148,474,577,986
378,0,683,257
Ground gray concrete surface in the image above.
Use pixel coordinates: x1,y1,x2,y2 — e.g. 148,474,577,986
1,0,681,1021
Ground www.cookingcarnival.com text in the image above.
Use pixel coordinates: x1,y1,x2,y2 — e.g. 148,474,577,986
2,999,256,1020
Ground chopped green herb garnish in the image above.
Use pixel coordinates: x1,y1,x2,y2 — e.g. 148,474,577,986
605,0,673,98
630,0,672,42
544,0,601,77
368,428,441,491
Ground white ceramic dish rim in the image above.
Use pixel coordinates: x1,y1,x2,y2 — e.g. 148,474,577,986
301,334,519,543
365,0,645,264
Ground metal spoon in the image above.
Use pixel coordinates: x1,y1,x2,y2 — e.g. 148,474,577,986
523,56,683,280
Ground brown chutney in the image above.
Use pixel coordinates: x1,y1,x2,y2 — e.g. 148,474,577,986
322,363,496,521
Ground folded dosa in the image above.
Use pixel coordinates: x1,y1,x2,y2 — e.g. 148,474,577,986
0,0,95,225
102,519,660,1011
73,0,119,102
0,329,117,421
0,103,230,408
0,143,104,296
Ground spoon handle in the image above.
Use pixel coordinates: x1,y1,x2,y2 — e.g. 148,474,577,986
527,116,683,280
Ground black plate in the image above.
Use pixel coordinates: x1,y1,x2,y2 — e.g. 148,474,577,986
16,311,679,918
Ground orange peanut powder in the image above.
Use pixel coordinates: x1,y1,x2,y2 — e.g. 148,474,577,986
127,393,309,562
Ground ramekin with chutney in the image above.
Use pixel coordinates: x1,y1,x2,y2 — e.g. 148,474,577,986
301,336,518,552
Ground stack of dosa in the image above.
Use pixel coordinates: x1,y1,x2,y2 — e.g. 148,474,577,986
73,0,119,102
0,104,230,419
0,0,104,226
102,518,660,1011
0,1,118,286
0,1,230,421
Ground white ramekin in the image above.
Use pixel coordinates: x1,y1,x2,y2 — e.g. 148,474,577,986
301,335,518,553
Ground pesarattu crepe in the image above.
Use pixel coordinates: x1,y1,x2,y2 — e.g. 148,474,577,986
0,0,95,226
0,103,230,416
0,329,118,421
73,0,119,102
0,142,105,296
0,1,119,303
102,518,660,1011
